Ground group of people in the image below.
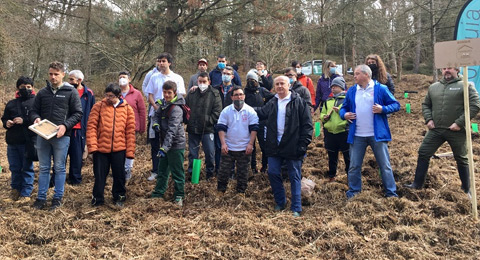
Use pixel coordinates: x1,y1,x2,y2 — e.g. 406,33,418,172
3,52,478,216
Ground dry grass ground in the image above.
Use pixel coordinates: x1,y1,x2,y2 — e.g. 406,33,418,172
0,74,479,259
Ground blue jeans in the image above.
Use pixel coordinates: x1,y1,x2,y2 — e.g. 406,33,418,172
7,144,34,197
267,157,303,212
67,129,84,184
188,132,215,178
346,136,397,198
36,135,70,200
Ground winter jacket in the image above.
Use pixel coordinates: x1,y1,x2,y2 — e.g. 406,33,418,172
123,84,146,133
2,93,36,145
259,74,273,91
244,84,275,108
422,76,480,129
372,73,395,94
297,74,316,106
185,85,222,134
29,82,83,137
209,66,242,87
340,81,400,144
255,91,313,160
291,81,313,108
152,96,186,152
77,83,95,138
315,73,339,111
320,92,348,134
213,83,241,108
86,98,136,158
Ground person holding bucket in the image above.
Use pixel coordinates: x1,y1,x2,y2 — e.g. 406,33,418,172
150,81,186,207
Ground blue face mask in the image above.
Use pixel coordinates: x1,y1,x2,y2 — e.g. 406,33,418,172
222,74,231,83
289,78,294,84
330,67,337,75
218,62,226,69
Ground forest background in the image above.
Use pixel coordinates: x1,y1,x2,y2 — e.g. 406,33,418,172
0,0,467,89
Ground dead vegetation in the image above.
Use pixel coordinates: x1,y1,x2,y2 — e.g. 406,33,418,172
0,74,480,259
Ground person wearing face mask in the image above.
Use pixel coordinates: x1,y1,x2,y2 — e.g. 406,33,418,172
284,67,313,110
365,54,395,95
118,71,146,181
292,60,316,107
212,66,241,174
255,60,273,91
215,87,259,196
188,58,209,90
209,54,242,87
315,60,339,112
2,76,37,203
87,83,136,207
244,70,274,173
185,72,222,181
61,70,95,185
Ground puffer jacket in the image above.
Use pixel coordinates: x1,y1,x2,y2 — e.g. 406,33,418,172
30,81,83,136
297,74,316,106
2,92,36,145
244,84,275,108
152,96,186,152
320,92,348,134
291,81,312,108
255,91,313,160
423,75,480,129
315,73,339,111
185,85,222,135
86,98,136,158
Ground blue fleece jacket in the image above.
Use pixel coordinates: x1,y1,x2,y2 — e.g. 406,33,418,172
339,80,400,143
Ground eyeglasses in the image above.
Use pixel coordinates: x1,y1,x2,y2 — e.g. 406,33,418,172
104,93,116,99
232,93,244,97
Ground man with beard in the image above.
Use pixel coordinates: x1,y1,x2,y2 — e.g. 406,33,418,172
405,67,480,195
216,87,259,196
244,70,274,173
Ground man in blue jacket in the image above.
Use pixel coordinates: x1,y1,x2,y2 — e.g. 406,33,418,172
340,64,400,199
209,55,242,87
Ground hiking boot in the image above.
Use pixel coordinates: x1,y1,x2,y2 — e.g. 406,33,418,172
292,211,301,217
147,172,158,181
50,198,62,211
16,196,31,203
115,195,126,207
115,201,125,207
10,189,20,201
174,197,183,207
32,199,47,210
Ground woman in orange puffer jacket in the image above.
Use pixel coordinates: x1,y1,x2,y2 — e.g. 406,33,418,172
87,83,135,207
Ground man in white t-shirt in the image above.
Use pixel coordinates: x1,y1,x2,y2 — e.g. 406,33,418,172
144,52,186,181
216,87,259,195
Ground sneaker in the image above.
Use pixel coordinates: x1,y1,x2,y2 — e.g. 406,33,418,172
10,189,20,201
50,199,62,210
115,201,125,207
32,199,47,210
147,172,158,181
174,197,183,207
292,211,301,217
274,204,285,211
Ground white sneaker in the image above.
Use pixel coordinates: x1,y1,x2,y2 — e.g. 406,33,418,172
147,172,158,181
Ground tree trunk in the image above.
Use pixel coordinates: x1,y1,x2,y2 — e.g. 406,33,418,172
85,0,92,78
414,9,421,73
164,0,180,61
430,0,438,82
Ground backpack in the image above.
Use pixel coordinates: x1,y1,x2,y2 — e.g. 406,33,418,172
168,104,190,124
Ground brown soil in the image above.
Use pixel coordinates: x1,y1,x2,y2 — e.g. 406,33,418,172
1,74,480,259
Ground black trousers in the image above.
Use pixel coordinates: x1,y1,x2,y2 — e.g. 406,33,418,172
92,151,126,203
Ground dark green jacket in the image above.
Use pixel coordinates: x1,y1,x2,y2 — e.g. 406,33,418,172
422,76,480,129
185,85,222,135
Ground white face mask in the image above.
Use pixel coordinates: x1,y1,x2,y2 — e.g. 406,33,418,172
119,78,129,86
198,83,208,92
295,67,302,74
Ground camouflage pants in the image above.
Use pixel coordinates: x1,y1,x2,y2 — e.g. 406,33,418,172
217,151,250,193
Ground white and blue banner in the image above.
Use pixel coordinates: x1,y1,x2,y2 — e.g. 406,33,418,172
455,0,480,92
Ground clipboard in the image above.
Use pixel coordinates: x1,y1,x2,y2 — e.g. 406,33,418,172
29,119,58,140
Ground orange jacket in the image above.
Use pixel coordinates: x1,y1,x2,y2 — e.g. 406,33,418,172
298,74,316,107
87,98,136,158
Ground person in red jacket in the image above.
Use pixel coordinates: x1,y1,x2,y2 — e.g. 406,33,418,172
87,83,136,207
292,60,316,108
118,71,146,181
